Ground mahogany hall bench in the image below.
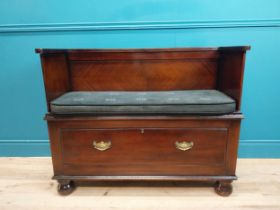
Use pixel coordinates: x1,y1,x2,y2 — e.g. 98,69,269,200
36,46,250,196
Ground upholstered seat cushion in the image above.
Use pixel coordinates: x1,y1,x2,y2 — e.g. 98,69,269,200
50,90,236,115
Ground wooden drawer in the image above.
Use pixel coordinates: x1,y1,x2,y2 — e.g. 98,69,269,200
60,128,228,175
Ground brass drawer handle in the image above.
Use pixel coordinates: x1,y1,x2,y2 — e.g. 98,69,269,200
93,141,111,151
175,141,194,151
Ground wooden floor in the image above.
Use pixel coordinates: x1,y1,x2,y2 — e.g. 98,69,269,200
0,158,279,210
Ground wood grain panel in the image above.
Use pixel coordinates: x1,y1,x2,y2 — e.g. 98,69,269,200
68,51,220,60
70,60,218,90
217,51,247,110
60,128,227,175
40,53,71,111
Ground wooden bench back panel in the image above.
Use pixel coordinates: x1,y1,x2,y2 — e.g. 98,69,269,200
70,59,218,91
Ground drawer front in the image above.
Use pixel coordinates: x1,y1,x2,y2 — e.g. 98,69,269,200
60,128,228,175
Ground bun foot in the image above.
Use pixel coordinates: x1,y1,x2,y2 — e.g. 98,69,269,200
57,180,75,195
215,181,233,196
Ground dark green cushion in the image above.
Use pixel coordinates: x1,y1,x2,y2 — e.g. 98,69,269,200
50,90,236,115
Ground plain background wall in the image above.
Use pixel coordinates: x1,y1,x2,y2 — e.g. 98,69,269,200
0,0,280,157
